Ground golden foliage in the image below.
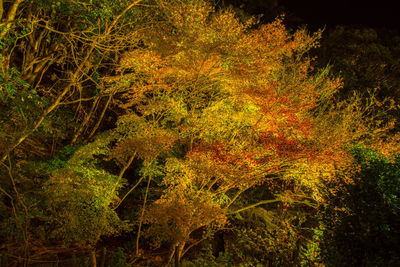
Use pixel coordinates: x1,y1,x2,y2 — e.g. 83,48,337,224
102,0,397,255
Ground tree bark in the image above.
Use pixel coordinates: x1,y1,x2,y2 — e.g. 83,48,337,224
99,247,106,267
174,245,180,267
175,242,185,267
0,0,25,41
90,249,97,267
0,0,4,21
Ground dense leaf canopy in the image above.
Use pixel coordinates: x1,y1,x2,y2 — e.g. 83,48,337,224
0,1,398,266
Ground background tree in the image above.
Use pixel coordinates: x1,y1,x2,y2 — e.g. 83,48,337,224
0,0,148,265
317,26,400,97
315,26,400,130
319,146,400,266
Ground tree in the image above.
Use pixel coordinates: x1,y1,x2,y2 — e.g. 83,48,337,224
317,26,400,101
103,0,395,264
0,0,397,265
0,0,147,265
0,0,147,162
315,26,400,134
320,146,400,266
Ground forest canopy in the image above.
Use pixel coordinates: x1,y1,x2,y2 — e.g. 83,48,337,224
0,0,399,266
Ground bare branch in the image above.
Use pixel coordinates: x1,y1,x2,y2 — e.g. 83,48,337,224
107,0,143,34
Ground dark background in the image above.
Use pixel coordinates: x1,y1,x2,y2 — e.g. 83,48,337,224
282,0,399,30
221,0,400,30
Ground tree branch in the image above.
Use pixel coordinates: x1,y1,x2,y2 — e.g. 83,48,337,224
107,0,143,34
0,0,4,21
87,94,113,140
136,175,151,255
0,0,25,41
227,199,281,215
1,35,98,163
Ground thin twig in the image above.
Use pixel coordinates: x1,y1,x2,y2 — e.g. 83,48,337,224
4,155,30,267
224,188,248,210
113,175,144,210
0,185,12,199
71,96,100,143
136,175,152,255
87,94,113,140
111,152,138,199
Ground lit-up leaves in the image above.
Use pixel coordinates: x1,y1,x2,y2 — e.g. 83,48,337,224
112,114,178,162
43,144,129,245
145,186,227,246
184,99,258,142
108,1,333,253
105,0,396,260
187,144,252,191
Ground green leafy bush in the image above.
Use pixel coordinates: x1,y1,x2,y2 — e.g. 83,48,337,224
320,145,400,266
108,248,131,267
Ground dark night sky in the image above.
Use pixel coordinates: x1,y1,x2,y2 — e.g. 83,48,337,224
281,0,399,30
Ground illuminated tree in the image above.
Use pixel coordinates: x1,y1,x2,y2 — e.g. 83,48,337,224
103,0,395,263
0,0,397,265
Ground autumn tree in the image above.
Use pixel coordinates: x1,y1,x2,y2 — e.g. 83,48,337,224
0,0,398,266
100,0,396,264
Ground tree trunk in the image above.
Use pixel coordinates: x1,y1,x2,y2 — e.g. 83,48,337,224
174,245,180,267
90,249,96,267
175,242,185,267
99,247,106,267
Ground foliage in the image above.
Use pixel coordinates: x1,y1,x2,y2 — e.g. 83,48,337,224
42,134,130,245
181,247,235,267
317,26,400,101
315,25,400,135
107,248,131,267
319,146,400,266
228,221,298,266
0,0,145,259
106,2,395,264
107,1,336,260
0,0,398,265
299,224,324,266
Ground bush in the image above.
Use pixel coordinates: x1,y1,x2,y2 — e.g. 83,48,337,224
320,145,400,266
